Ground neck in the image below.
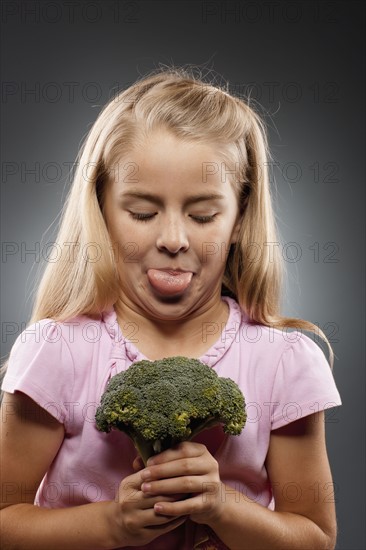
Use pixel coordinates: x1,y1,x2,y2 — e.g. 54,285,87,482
114,295,229,354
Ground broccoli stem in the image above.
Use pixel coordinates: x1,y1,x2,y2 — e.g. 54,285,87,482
187,416,222,441
130,436,156,466
130,418,223,466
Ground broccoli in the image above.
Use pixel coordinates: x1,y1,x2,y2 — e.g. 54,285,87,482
95,356,246,465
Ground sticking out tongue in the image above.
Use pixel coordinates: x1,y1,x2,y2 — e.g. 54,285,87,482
147,269,193,296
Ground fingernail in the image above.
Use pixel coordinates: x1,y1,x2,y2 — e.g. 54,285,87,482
147,457,155,466
154,504,163,513
140,469,151,480
141,482,151,492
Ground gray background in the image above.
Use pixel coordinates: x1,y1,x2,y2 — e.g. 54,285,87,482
1,1,365,548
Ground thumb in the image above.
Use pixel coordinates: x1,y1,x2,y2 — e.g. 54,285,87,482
132,454,145,472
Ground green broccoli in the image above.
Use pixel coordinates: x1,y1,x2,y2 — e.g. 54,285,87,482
95,356,246,465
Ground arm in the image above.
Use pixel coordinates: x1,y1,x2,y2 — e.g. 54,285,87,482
138,411,338,549
208,410,337,549
0,391,186,549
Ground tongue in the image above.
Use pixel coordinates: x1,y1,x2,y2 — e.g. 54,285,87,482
147,269,193,295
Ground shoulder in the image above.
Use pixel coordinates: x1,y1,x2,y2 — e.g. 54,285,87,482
224,296,329,361
221,296,339,382
1,311,114,425
12,312,110,355
4,311,112,391
222,296,294,360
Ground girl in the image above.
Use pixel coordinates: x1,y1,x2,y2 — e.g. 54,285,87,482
0,67,342,549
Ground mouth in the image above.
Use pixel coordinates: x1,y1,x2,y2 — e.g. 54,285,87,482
147,268,194,296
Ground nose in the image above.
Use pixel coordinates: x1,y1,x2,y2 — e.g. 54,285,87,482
156,214,189,254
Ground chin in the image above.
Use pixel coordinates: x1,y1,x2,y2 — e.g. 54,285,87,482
146,295,195,316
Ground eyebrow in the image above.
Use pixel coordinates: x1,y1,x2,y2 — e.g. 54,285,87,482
118,191,226,205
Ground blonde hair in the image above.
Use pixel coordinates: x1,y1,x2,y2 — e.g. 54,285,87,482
1,65,335,374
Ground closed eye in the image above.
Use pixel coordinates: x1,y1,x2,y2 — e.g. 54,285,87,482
129,212,155,222
190,214,217,224
128,212,217,224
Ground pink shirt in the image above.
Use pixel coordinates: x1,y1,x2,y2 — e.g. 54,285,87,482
1,296,342,549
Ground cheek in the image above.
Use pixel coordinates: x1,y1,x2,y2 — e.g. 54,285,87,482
112,223,151,266
197,227,232,266
200,243,229,266
106,216,135,244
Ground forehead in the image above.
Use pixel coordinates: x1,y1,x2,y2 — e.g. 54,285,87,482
111,131,232,191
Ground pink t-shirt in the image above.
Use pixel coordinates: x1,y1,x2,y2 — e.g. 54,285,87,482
1,296,342,549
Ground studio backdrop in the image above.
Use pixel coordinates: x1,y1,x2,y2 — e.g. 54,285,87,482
1,1,365,548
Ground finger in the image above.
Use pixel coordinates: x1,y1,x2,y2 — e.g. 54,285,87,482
147,441,206,466
142,456,210,483
141,475,208,496
118,476,144,502
145,514,188,531
153,494,204,517
136,491,189,510
123,506,187,533
132,455,145,472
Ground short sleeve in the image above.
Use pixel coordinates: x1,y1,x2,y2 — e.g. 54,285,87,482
1,319,75,424
270,333,342,430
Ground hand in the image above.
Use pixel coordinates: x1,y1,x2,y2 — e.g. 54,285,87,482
132,454,145,473
139,441,224,526
111,462,187,547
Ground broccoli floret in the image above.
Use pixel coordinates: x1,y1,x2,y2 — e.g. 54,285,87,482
95,356,246,465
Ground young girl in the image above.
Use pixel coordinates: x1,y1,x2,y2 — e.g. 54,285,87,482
0,67,342,550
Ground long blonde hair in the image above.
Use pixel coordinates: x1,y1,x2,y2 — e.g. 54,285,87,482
2,65,335,372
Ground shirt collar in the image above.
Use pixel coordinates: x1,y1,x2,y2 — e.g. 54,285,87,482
102,296,244,367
